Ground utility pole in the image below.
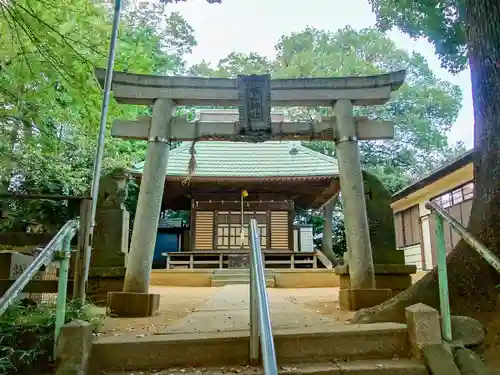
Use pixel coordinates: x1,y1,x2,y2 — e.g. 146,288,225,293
76,0,123,302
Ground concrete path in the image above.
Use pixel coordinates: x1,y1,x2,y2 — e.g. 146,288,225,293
164,285,344,335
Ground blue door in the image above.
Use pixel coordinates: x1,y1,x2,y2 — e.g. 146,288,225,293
153,232,178,269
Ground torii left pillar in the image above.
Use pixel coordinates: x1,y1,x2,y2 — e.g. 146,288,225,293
107,99,175,317
333,99,392,311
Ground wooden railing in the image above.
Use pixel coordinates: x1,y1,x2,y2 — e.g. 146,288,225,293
161,251,320,269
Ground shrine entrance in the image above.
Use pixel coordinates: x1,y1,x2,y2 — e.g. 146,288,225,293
94,68,406,317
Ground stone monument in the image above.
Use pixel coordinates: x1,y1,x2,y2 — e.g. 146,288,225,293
337,171,417,310
87,168,131,304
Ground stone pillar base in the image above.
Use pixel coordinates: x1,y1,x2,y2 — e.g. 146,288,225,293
339,288,392,311
336,264,416,297
84,266,126,306
87,278,125,306
107,292,160,317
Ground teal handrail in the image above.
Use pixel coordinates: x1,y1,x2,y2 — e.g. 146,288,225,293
425,201,500,342
0,219,78,359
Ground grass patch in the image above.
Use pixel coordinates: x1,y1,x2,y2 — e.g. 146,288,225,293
0,299,104,374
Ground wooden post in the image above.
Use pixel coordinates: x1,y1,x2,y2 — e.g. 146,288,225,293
190,200,197,251
74,199,91,301
288,205,294,251
322,201,336,263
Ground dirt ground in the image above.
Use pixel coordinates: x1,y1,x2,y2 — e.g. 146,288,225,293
98,286,218,337
272,287,354,322
97,286,352,337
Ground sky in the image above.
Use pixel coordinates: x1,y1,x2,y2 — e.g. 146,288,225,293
167,0,474,149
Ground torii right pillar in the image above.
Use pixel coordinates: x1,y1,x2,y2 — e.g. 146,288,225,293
333,99,392,311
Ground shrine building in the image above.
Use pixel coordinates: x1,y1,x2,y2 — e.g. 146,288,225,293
130,110,339,270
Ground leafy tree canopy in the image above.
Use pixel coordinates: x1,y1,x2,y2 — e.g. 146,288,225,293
367,0,467,73
0,0,196,229
189,26,466,192
188,26,467,257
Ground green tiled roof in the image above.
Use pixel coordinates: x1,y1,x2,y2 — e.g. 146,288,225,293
132,141,338,178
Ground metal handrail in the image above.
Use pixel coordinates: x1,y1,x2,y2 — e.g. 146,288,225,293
425,201,500,342
0,219,78,359
0,219,77,315
249,219,278,374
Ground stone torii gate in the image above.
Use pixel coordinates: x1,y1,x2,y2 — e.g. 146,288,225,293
95,69,406,317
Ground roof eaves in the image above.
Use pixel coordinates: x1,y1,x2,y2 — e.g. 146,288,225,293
391,149,475,202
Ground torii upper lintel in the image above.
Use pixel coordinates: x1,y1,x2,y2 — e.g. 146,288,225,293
94,68,406,107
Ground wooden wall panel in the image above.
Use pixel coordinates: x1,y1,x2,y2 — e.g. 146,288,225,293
448,204,462,249
394,213,404,249
402,209,413,244
270,211,289,250
394,205,421,248
410,206,421,245
195,211,214,250
460,200,473,227
429,213,437,267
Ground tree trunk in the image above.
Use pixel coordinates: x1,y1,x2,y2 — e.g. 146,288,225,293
352,0,500,323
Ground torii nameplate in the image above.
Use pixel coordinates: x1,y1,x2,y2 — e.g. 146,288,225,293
238,74,271,136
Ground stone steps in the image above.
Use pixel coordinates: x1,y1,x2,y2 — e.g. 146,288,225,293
101,359,427,374
90,323,416,372
211,269,275,287
211,278,276,287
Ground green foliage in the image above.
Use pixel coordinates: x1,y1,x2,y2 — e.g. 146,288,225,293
189,52,274,77
190,27,465,192
0,0,467,254
367,0,467,73
189,27,465,252
295,203,346,260
0,0,197,230
0,300,103,374
160,0,221,3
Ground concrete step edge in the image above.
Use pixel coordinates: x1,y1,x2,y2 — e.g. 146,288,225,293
210,282,276,287
99,359,427,375
211,276,275,280
94,322,408,344
211,279,275,282
211,273,275,276
212,272,275,276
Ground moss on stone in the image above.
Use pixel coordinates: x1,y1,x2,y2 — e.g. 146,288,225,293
363,170,405,265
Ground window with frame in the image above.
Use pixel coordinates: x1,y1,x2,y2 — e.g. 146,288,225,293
431,181,474,208
216,211,267,249
394,205,421,248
